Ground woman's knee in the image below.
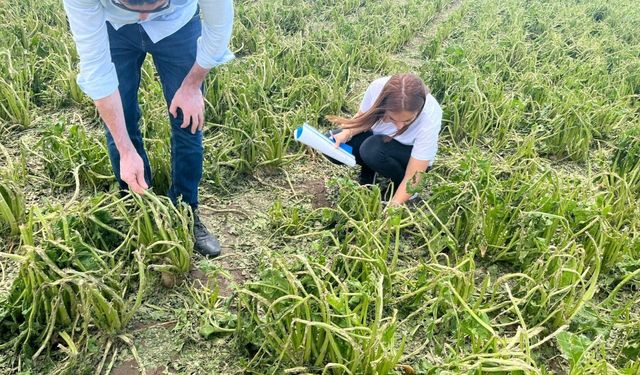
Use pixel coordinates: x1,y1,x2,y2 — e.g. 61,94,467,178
359,135,387,169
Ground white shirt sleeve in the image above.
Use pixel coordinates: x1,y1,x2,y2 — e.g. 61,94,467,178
411,101,442,163
196,0,235,69
63,0,119,100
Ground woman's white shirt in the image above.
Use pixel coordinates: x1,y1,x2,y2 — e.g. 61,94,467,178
359,76,442,164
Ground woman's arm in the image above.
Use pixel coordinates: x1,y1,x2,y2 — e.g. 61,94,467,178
333,112,368,147
390,157,430,205
342,112,370,133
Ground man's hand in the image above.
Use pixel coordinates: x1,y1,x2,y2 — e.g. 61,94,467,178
170,84,205,134
95,90,147,194
120,150,148,194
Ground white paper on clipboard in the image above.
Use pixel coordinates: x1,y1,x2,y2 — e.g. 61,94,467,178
294,123,356,167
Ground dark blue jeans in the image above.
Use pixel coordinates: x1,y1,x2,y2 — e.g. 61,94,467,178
106,13,203,207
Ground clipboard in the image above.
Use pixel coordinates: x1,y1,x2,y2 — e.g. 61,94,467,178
294,123,356,167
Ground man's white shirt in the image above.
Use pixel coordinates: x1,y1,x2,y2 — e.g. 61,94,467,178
63,0,234,100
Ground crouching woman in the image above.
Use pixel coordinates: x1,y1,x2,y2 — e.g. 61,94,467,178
327,73,442,206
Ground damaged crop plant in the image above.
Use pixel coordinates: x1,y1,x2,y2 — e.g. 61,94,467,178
1,0,639,374
0,193,193,358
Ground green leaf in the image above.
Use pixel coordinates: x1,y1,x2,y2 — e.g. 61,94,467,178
556,331,592,367
199,323,216,339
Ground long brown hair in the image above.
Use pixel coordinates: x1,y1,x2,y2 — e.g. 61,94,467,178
327,73,429,137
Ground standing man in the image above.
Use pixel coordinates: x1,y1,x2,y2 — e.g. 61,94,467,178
62,0,234,257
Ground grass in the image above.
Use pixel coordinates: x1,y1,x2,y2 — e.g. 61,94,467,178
34,121,113,191
0,146,26,237
0,0,639,373
0,181,24,237
0,192,193,360
238,255,402,374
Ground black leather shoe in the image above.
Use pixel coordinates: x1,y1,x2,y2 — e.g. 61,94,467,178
193,213,222,257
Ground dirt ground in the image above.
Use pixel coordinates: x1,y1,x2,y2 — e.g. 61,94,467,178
0,0,470,372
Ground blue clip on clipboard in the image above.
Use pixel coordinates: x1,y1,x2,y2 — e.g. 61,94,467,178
331,136,353,154
294,126,353,154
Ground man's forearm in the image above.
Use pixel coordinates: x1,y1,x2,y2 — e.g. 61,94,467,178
182,63,211,89
95,90,135,156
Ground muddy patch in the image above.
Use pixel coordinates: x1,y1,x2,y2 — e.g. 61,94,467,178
299,178,330,208
111,359,166,375
131,320,177,333
189,260,248,297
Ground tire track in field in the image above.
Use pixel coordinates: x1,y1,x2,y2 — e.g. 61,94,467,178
392,0,465,70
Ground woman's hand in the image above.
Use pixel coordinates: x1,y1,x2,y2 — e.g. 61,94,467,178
387,200,402,207
390,157,430,204
332,129,352,148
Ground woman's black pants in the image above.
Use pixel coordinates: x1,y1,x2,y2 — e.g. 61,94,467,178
328,130,413,187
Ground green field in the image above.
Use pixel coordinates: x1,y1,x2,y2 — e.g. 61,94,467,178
1,0,639,374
